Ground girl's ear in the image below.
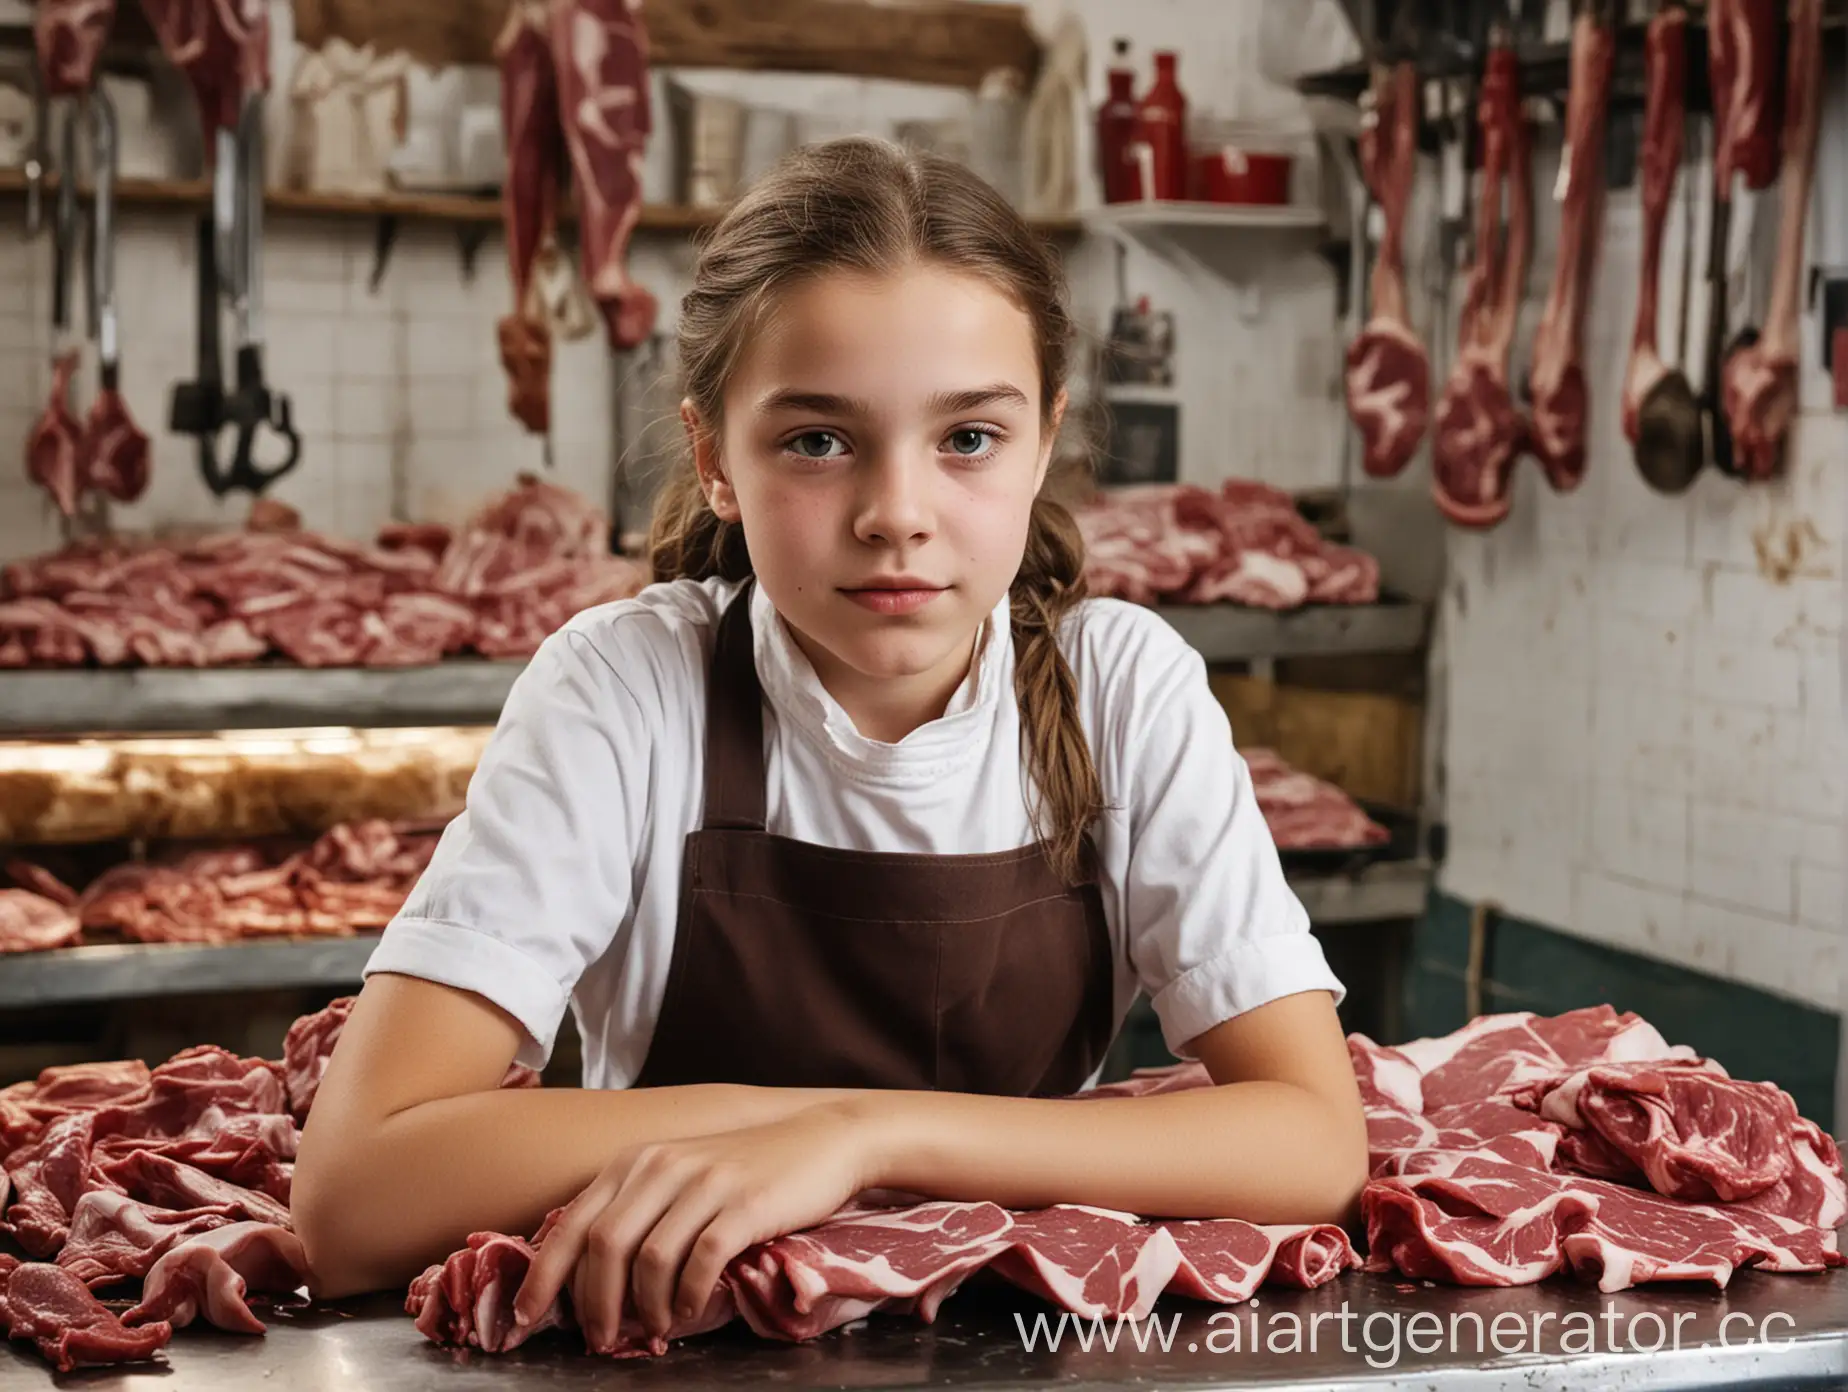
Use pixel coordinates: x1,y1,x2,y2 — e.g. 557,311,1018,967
682,400,742,522
1035,388,1069,493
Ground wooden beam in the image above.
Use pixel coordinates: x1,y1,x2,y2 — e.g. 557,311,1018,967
290,0,1039,88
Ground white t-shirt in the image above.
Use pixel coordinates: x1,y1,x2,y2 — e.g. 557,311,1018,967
364,576,1345,1087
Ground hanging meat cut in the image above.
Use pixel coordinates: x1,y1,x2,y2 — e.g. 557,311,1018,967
495,0,561,435
1525,5,1615,491
1708,0,1786,195
33,0,116,98
1345,61,1429,478
24,352,83,518
550,0,658,351
1721,0,1822,481
1432,38,1531,529
134,0,258,155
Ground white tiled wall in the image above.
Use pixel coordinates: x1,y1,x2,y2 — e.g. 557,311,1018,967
1427,129,1846,1015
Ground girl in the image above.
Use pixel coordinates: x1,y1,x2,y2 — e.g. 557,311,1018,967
293,138,1367,1353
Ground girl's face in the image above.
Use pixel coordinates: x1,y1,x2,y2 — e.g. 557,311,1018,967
692,263,1062,712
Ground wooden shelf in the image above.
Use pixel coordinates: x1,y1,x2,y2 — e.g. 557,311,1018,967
291,0,1040,88
0,171,1081,238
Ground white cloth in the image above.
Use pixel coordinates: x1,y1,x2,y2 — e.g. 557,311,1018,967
365,577,1344,1085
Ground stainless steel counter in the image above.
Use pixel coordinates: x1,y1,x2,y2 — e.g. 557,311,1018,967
6,1268,1843,1390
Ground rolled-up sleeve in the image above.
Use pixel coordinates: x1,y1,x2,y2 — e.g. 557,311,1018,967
1118,642,1346,1058
365,628,648,1068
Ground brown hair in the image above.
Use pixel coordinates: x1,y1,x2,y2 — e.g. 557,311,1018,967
649,137,1102,882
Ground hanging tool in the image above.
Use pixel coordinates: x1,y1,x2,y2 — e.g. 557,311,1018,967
81,87,150,508
24,73,47,238
168,215,226,483
220,84,300,493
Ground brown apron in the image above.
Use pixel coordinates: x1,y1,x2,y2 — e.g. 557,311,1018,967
633,585,1117,1096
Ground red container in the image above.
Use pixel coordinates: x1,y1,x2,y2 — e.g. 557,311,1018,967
1096,43,1138,203
1190,145,1294,204
1129,51,1187,200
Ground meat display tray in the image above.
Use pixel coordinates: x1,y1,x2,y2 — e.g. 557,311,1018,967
0,662,525,735
0,933,380,1009
1278,802,1422,877
0,602,1430,736
1151,597,1428,663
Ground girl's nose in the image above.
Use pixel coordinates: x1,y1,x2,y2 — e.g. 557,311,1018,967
853,452,935,546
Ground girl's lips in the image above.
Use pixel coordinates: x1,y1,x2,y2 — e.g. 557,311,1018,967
841,587,946,616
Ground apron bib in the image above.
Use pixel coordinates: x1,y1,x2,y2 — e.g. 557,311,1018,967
633,584,1116,1096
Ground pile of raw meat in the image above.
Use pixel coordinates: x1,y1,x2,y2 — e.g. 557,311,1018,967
3,1004,1838,1375
0,1001,537,1373
1244,748,1389,852
0,819,439,954
0,476,650,670
1124,1006,1843,1292
1076,482,1380,609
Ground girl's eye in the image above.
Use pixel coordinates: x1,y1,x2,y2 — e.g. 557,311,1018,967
787,431,845,460
946,428,996,457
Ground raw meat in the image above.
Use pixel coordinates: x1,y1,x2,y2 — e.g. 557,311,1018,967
410,1197,1358,1359
123,1222,308,1334
0,475,648,670
1356,1007,1843,1293
135,0,260,152
1431,40,1531,529
57,1191,240,1288
0,1061,151,1160
1346,61,1429,477
0,1257,173,1374
1525,5,1614,491
1363,1150,1842,1292
34,0,116,97
24,351,83,517
282,997,353,1120
0,889,81,954
495,0,560,434
1621,7,1690,447
1709,0,1785,195
1242,747,1389,851
65,821,441,950
83,388,152,504
550,0,658,351
1077,482,1379,610
94,1109,296,1206
1721,0,1821,481
1509,1058,1847,1225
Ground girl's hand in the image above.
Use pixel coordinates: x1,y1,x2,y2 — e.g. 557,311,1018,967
512,1100,882,1353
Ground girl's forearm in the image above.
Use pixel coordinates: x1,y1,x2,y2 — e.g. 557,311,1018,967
294,1082,856,1300
851,1082,1369,1224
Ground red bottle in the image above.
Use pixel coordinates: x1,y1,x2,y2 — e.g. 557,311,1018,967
1096,38,1137,203
1131,50,1187,200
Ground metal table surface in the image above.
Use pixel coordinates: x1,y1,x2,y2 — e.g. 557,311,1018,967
6,1268,1843,1390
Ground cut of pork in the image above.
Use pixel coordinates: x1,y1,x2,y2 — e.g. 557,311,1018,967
0,1256,173,1374
1431,39,1530,529
1525,4,1615,491
550,0,658,350
1345,61,1429,477
122,1222,308,1335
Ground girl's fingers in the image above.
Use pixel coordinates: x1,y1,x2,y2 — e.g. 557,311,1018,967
629,1182,728,1339
675,1210,753,1326
514,1190,602,1326
576,1173,680,1351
